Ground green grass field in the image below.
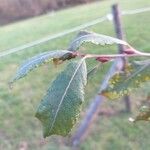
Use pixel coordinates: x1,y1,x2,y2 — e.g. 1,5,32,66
0,0,150,149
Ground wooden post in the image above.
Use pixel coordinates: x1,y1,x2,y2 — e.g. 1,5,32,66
71,4,132,147
112,4,131,113
71,95,103,147
71,58,124,147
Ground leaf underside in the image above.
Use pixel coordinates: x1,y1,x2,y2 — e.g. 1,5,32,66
87,64,101,80
101,62,150,100
10,50,73,84
35,59,87,137
68,31,128,51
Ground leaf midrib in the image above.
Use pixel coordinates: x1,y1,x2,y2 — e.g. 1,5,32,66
69,33,128,50
48,58,86,133
18,50,71,75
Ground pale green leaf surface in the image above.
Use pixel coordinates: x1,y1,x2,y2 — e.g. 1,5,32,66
87,64,101,80
10,50,72,84
134,59,150,65
101,62,150,100
35,59,87,137
68,31,128,51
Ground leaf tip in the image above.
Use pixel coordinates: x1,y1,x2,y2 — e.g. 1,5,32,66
35,112,51,138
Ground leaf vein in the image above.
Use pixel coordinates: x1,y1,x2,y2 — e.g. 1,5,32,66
49,58,86,133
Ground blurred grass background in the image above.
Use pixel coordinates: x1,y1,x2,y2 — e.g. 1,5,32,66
0,0,150,149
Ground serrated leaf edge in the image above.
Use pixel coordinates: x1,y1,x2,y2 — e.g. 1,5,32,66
69,32,128,51
48,58,87,134
9,50,73,85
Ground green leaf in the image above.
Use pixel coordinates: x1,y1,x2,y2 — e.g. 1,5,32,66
10,50,73,85
129,106,150,122
101,62,150,100
35,59,87,137
68,31,128,51
134,59,150,65
87,64,101,80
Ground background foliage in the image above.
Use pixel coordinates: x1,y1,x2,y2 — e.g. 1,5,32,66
0,0,97,25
